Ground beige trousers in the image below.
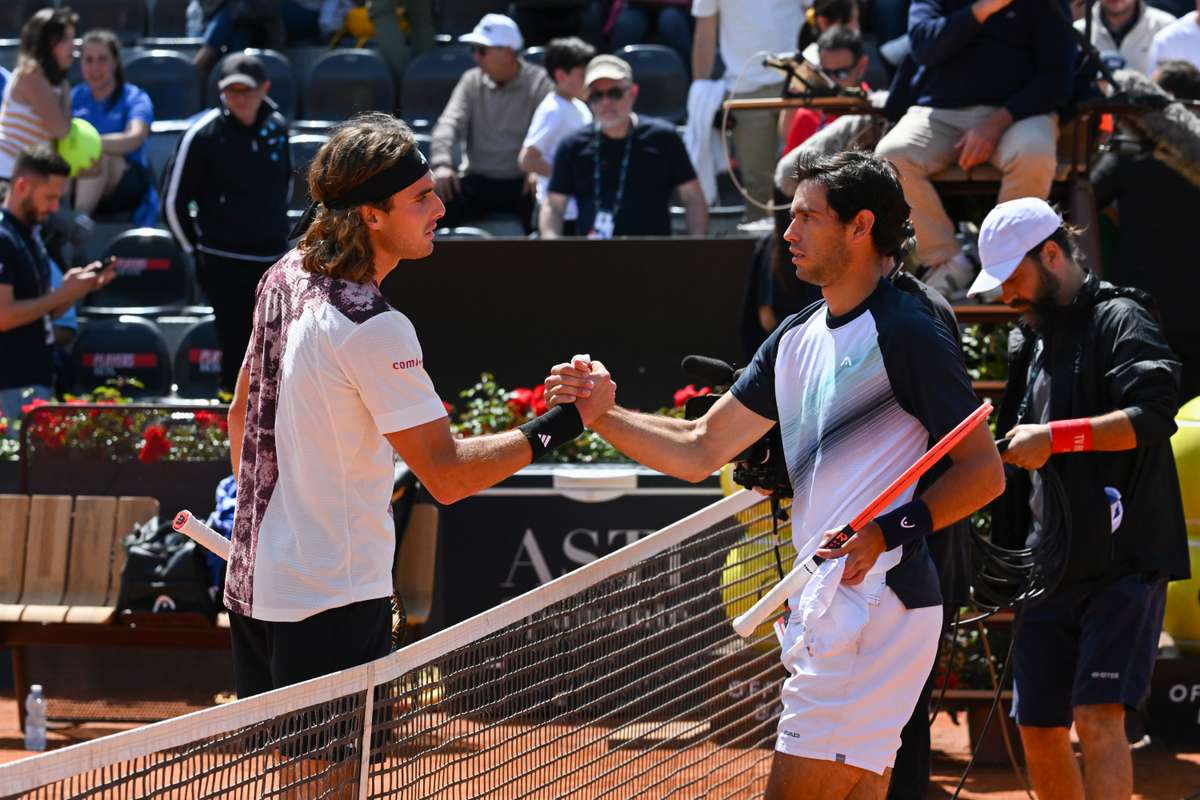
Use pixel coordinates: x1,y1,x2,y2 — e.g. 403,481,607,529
731,82,785,220
874,105,1058,266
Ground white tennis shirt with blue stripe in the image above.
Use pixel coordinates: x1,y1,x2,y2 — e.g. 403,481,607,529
731,279,979,609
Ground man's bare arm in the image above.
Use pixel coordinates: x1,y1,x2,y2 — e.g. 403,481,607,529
538,192,569,238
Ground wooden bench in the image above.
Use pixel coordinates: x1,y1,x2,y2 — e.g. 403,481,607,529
0,494,231,729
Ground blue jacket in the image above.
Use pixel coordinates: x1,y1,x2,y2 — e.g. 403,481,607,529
903,0,1075,120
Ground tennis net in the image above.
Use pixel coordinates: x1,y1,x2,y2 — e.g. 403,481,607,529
0,490,792,799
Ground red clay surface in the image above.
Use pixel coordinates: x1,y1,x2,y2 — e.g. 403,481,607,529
1,693,1197,798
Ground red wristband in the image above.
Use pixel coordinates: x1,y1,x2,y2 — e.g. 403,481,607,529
1049,419,1093,453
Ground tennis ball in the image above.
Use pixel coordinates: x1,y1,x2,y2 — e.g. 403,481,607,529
56,118,102,177
1164,397,1200,653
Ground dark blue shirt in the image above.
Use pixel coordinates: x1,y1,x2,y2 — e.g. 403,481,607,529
548,116,696,237
70,82,154,168
907,0,1075,120
0,211,55,390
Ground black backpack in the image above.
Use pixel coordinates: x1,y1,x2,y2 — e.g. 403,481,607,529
115,518,217,622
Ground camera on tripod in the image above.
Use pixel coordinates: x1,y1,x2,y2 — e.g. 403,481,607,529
681,355,792,497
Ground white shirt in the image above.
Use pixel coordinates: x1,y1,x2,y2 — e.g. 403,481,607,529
1075,2,1176,75
224,251,447,622
523,91,591,219
1150,11,1200,72
692,0,805,91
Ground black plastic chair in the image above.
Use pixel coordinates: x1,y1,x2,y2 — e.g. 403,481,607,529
125,49,201,121
619,44,689,124
289,133,328,210
401,46,474,130
303,49,395,121
84,228,193,312
206,48,297,120
435,0,509,36
72,0,149,45
522,47,545,67
149,0,190,37
173,317,222,399
71,316,173,397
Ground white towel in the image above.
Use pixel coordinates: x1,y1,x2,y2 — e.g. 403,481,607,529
785,558,884,660
683,79,728,206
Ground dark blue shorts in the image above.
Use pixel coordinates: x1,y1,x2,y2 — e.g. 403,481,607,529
1012,572,1167,728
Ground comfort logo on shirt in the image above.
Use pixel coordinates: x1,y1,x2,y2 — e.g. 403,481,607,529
392,358,422,370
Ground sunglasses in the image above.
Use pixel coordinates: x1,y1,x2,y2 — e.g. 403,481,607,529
823,66,856,80
587,87,627,104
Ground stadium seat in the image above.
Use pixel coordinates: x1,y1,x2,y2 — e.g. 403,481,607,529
70,316,173,398
206,49,296,120
84,228,193,312
618,44,689,124
0,2,50,41
0,40,18,71
136,36,203,61
435,0,509,36
149,0,190,37
434,226,492,239
303,49,394,121
289,133,328,210
522,47,544,67
172,317,222,399
401,46,474,131
125,49,201,121
72,0,149,46
146,120,188,183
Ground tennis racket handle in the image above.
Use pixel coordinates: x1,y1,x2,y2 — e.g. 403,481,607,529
172,510,231,562
731,524,854,639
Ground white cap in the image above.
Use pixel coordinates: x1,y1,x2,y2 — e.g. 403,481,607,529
966,197,1063,297
458,13,523,50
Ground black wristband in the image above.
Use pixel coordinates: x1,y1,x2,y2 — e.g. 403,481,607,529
519,404,584,460
875,499,933,551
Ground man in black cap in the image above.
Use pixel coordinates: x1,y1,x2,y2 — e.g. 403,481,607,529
165,52,291,395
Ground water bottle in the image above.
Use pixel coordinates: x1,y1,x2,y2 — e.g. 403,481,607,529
186,0,204,38
23,685,47,752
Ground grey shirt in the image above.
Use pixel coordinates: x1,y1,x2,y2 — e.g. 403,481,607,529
431,60,553,180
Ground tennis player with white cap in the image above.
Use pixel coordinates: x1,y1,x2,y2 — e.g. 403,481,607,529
970,196,1187,800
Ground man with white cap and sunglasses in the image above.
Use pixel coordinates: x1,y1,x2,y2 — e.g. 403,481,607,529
975,197,1188,800
431,13,552,233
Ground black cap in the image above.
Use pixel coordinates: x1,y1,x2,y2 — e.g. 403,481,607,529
218,53,268,91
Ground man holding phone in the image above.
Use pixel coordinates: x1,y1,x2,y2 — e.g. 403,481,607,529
0,145,115,429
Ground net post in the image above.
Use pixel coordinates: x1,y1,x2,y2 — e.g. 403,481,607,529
357,662,376,800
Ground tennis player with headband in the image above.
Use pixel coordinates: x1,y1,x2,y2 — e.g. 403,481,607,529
224,112,615,706
545,152,1005,799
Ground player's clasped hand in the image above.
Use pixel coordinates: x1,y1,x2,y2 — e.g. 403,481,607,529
544,355,617,425
815,522,886,586
1001,423,1052,470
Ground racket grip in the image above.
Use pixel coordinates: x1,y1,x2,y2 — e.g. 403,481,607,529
731,523,854,638
172,510,231,562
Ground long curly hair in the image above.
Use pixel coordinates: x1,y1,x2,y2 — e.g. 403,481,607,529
300,112,419,284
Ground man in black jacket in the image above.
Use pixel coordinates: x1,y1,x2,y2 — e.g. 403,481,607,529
165,53,291,393
966,197,1189,800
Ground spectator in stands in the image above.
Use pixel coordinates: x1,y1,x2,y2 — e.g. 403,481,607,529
1150,0,1200,69
279,0,323,43
607,1,693,74
431,14,552,233
0,146,114,429
1091,59,1200,401
366,0,435,90
165,53,291,395
512,0,606,47
875,0,1076,300
540,55,707,237
71,30,157,226
0,7,78,183
1076,0,1176,75
193,0,285,79
520,37,595,235
799,0,861,64
781,26,872,152
692,0,804,220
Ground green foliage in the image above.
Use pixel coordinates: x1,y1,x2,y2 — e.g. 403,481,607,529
960,323,1011,382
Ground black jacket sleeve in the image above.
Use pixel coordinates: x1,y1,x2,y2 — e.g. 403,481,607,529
1100,298,1181,445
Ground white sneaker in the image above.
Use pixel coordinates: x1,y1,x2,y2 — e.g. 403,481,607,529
922,252,977,302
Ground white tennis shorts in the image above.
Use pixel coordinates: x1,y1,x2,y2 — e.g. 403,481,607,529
775,585,942,774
